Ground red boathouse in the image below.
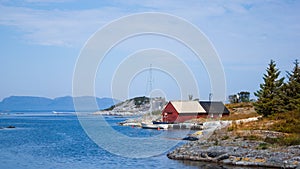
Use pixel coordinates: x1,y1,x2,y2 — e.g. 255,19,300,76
162,101,230,123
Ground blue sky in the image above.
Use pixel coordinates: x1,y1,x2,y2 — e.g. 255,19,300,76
0,0,299,101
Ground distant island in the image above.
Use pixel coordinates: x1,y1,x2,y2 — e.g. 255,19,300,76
0,96,119,112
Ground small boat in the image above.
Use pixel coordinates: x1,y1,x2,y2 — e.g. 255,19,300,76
119,122,141,127
152,121,168,124
52,111,59,114
52,111,74,115
141,122,168,130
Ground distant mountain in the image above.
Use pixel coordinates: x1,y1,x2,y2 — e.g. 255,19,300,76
0,96,119,112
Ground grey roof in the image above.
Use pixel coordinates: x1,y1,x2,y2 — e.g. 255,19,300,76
199,101,230,114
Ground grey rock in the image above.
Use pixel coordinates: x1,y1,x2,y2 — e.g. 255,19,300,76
167,139,300,168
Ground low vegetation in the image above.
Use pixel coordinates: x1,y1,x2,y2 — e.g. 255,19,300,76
269,110,300,133
104,96,150,111
221,111,258,121
227,109,300,146
222,102,259,121
225,102,253,109
133,96,149,106
149,110,162,116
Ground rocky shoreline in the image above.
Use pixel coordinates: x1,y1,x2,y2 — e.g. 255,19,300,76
167,135,300,168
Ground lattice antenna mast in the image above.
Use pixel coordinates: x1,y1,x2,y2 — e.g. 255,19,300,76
209,93,213,101
145,64,153,97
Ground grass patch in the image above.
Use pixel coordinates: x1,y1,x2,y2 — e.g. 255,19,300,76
264,137,280,144
221,111,259,121
227,126,234,132
222,103,259,121
264,134,300,146
221,135,230,140
257,143,269,150
229,109,300,146
227,121,237,131
279,134,300,146
235,110,300,133
150,110,162,116
225,102,254,109
268,110,300,133
243,135,260,141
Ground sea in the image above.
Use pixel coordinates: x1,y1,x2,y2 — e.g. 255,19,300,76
0,112,250,169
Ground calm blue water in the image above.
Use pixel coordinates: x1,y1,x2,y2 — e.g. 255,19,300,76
0,113,239,169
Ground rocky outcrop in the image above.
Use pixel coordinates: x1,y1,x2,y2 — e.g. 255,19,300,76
167,140,300,168
0,125,16,129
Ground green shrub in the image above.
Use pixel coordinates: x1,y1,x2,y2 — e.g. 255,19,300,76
264,137,280,144
227,126,234,131
213,139,219,145
243,135,260,141
279,134,300,146
228,121,238,131
257,143,269,150
150,110,162,115
222,135,229,140
269,110,300,133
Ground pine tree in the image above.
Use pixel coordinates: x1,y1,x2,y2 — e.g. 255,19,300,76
285,59,300,111
238,91,250,102
254,60,285,116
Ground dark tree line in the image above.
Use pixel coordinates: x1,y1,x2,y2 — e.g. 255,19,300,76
254,59,300,117
229,91,250,103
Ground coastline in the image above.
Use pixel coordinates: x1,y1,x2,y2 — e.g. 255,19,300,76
167,128,300,169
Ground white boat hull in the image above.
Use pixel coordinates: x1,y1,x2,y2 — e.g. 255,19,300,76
141,123,168,130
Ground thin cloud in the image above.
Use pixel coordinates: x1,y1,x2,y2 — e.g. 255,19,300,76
0,4,126,46
0,0,299,49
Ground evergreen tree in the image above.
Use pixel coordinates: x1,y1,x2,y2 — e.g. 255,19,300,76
228,91,250,103
228,94,239,103
238,91,250,102
285,59,300,111
254,60,285,116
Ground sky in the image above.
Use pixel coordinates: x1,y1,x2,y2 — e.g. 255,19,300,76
0,0,299,102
